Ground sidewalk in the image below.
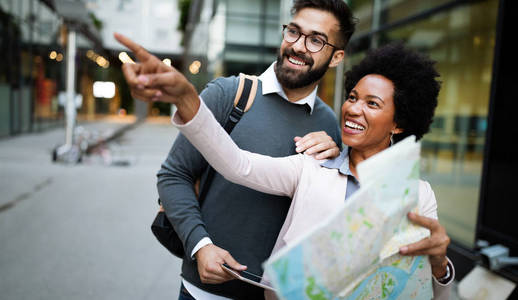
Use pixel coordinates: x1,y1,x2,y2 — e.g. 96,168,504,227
0,115,183,299
0,116,139,209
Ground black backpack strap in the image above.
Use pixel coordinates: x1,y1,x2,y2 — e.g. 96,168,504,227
224,73,258,133
198,74,258,204
157,74,258,206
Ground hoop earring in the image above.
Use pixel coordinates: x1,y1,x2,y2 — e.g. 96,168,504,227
390,132,394,146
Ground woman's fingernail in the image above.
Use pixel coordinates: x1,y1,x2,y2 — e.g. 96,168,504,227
400,247,408,253
296,147,302,152
295,141,300,147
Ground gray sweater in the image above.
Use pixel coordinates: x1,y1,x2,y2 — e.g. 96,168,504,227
157,76,341,299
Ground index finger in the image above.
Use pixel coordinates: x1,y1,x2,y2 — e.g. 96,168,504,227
400,236,433,255
407,212,439,231
114,32,152,62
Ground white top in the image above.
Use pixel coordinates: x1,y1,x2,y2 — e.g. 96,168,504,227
175,100,454,300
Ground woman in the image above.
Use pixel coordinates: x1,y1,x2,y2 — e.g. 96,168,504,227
168,43,453,299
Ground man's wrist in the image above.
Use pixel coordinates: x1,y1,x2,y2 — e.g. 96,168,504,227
191,237,213,260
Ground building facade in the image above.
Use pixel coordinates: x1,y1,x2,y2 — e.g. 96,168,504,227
0,0,117,137
0,0,184,138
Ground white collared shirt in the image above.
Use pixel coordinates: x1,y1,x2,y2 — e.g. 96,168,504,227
259,62,318,114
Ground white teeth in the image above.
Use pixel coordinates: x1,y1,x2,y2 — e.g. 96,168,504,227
345,121,365,130
288,57,305,66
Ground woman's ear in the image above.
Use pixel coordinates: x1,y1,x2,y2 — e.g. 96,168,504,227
393,127,404,135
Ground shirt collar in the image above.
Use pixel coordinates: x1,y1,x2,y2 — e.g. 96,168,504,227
258,62,317,114
320,147,355,177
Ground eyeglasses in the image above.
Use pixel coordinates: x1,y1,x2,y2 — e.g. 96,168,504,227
282,24,340,53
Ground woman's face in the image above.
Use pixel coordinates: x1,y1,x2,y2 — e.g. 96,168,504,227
341,74,402,153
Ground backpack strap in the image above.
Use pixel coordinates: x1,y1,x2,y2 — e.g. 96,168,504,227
234,73,258,112
198,74,258,204
157,74,259,206
224,73,258,132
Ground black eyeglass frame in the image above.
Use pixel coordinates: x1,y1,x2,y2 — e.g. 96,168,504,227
281,24,342,53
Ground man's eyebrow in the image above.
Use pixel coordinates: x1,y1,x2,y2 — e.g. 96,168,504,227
288,22,329,41
288,22,301,29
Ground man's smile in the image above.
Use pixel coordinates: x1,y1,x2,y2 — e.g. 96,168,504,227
287,55,308,66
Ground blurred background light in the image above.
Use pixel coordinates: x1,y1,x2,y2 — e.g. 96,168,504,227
93,81,116,99
189,60,201,74
118,52,135,64
86,49,95,59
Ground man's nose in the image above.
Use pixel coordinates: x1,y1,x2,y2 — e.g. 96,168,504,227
292,35,308,53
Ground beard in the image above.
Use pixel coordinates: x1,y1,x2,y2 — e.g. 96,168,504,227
274,48,333,89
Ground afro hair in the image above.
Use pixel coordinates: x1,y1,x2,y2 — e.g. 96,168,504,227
344,42,441,142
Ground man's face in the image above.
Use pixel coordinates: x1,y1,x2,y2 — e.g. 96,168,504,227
275,8,343,89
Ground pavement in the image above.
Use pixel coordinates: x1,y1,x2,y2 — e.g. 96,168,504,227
0,116,183,299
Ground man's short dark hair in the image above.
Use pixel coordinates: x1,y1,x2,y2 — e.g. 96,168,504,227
291,0,357,49
344,42,441,142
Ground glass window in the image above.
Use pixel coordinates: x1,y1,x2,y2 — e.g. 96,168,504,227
224,0,280,74
380,0,453,25
380,0,499,247
0,0,11,13
30,1,64,130
349,0,373,35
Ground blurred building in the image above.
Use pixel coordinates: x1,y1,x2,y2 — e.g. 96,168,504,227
0,0,108,137
86,0,183,55
85,0,185,118
0,0,184,138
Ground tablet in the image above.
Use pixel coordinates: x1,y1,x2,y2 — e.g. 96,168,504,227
221,264,276,291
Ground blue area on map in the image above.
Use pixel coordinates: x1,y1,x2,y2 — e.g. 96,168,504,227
344,256,424,300
271,253,426,300
269,245,306,299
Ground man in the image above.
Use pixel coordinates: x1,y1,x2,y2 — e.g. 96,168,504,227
116,1,356,298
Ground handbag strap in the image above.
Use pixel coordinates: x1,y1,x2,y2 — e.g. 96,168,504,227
198,73,258,204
